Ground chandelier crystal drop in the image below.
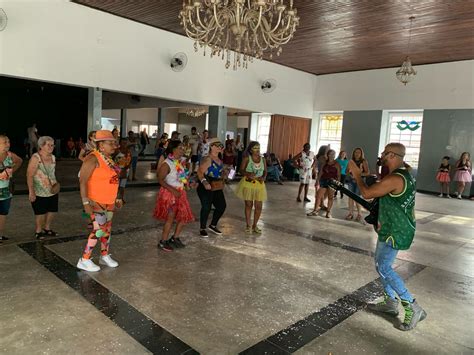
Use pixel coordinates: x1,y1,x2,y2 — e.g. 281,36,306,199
396,16,417,85
179,0,300,70
186,107,207,118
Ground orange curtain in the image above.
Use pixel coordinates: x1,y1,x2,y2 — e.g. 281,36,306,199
268,115,310,161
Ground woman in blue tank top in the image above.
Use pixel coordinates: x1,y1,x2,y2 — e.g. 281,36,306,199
196,138,226,238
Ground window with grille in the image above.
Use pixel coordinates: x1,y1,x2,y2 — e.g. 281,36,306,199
387,112,423,168
256,114,272,153
318,113,343,153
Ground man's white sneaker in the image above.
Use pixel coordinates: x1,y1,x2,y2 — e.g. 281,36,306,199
99,254,119,268
438,194,443,197
77,258,101,272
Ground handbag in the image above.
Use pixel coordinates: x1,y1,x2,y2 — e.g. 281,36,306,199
210,179,224,191
38,154,61,195
0,157,14,195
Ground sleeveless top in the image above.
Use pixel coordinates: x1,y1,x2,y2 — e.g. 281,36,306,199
301,151,314,170
0,153,13,200
321,162,338,180
87,150,120,204
32,153,57,197
164,157,187,189
378,168,416,250
438,163,450,172
457,161,471,170
246,156,265,178
336,158,348,174
206,160,224,180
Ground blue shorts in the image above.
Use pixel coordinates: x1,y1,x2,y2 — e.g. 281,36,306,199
319,179,331,188
347,179,360,195
0,198,12,215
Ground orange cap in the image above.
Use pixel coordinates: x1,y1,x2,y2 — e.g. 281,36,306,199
94,130,115,142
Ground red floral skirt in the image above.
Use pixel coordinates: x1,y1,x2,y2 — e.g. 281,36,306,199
153,188,194,223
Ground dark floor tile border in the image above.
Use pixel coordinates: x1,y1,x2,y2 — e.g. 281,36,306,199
241,262,426,354
18,239,199,355
417,213,445,225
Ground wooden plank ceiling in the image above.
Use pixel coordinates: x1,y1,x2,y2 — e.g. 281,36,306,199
73,0,474,75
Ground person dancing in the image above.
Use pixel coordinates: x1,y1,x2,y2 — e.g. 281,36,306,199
345,147,370,222
77,130,122,272
307,149,341,218
0,135,23,242
154,140,194,251
235,141,267,234
435,156,451,198
348,143,426,331
196,138,226,237
453,152,471,199
293,143,315,202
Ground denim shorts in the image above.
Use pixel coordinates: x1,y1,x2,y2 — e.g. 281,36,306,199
0,198,12,215
346,179,360,195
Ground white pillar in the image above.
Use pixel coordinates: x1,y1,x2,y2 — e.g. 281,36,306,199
87,87,102,132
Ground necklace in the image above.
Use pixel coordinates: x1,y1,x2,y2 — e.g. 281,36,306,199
168,154,188,185
95,149,121,175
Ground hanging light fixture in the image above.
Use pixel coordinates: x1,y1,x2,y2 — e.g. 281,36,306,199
179,0,299,70
186,107,207,118
396,16,417,85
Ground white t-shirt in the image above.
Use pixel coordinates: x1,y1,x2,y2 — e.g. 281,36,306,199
189,133,200,155
199,138,210,157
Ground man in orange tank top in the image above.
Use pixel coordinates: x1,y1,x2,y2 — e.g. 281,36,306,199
76,130,123,272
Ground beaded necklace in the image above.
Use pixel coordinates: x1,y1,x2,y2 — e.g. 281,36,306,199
168,154,189,185
95,149,121,176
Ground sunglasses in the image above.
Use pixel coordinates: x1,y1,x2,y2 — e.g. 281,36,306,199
381,151,404,158
211,143,224,148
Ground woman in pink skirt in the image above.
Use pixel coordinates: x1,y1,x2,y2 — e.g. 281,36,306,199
154,140,194,251
436,156,451,198
454,152,472,200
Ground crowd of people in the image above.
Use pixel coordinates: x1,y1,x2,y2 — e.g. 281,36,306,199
0,125,472,332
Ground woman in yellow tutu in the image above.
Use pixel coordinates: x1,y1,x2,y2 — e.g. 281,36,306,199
235,141,267,234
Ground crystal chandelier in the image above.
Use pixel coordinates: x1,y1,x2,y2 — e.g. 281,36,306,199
396,16,417,85
179,0,300,70
186,107,207,117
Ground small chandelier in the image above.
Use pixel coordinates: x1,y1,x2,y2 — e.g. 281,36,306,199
396,16,417,85
186,107,207,118
179,0,299,70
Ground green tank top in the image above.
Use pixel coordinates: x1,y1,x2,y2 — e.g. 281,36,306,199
246,156,265,177
377,168,416,250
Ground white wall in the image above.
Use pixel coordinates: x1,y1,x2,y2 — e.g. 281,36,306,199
315,60,474,111
0,1,316,118
101,109,120,120
126,108,158,124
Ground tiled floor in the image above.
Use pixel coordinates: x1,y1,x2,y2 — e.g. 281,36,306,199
1,181,473,354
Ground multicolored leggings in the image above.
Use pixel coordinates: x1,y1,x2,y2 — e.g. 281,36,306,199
82,205,114,259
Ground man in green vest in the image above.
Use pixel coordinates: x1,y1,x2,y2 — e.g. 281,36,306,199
348,143,426,331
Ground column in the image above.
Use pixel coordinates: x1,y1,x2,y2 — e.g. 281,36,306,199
309,111,320,150
208,106,228,142
120,109,127,137
158,108,165,136
87,87,102,133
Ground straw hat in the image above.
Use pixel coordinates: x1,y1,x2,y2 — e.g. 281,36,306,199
94,130,115,142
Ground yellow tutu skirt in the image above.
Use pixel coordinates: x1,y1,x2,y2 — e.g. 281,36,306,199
235,178,267,201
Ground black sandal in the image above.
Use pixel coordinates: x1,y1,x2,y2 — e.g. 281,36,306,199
42,229,58,237
0,236,9,242
35,232,46,240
